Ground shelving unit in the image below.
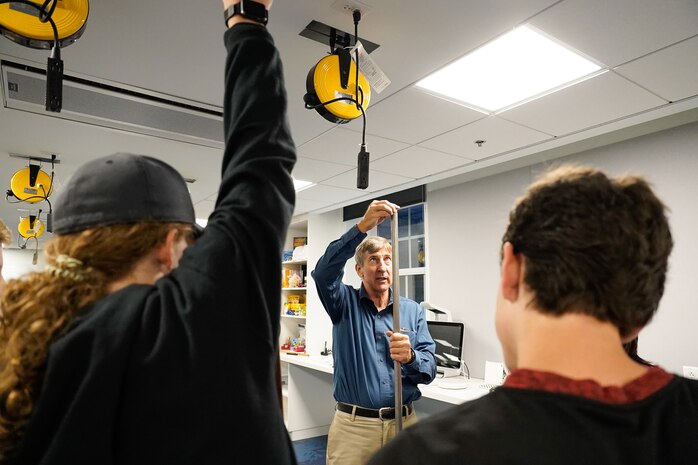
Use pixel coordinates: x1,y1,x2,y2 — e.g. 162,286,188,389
281,259,307,319
279,221,309,423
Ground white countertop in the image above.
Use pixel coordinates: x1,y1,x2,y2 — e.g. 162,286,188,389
281,353,492,405
280,353,334,374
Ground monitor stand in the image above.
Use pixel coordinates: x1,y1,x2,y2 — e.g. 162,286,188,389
435,367,468,389
436,376,468,390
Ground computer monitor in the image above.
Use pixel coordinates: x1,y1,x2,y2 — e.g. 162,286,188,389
427,321,464,378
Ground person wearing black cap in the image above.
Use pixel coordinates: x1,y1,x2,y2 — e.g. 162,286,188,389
0,1,297,463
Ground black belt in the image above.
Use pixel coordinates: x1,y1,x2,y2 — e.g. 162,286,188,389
336,401,413,420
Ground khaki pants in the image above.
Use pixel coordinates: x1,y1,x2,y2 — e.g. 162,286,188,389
326,406,417,465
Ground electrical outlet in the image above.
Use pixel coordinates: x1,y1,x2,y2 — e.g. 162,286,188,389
683,366,698,379
484,361,506,385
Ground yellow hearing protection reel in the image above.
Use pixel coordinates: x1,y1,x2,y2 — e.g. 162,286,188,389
0,0,89,49
303,10,375,189
0,1,89,112
6,154,57,233
18,215,45,239
10,164,54,203
305,47,371,124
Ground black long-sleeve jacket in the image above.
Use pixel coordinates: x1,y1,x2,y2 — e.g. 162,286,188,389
9,24,298,465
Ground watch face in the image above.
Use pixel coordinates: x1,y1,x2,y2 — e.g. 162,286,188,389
240,0,267,22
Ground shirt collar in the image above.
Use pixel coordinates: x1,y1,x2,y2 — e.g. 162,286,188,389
359,284,393,310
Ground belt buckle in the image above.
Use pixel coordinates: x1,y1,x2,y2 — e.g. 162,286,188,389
378,407,393,420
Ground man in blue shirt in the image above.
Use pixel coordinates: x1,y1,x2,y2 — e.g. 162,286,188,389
312,199,436,465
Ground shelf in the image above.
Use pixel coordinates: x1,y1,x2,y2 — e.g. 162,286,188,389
282,314,306,319
282,260,307,265
282,287,307,291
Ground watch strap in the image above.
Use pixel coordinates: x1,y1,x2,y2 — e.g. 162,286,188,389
224,1,268,26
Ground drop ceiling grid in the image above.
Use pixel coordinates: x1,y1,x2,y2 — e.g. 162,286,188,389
287,0,559,148
296,127,409,165
294,196,336,216
499,72,670,137
614,36,698,103
296,182,356,200
359,86,487,145
528,0,698,68
418,115,552,160
370,146,473,179
292,156,355,184
319,167,415,193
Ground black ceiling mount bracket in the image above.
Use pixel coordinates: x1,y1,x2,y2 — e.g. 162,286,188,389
299,20,380,54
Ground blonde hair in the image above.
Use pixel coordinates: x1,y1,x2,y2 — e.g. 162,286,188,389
0,221,191,457
0,220,11,246
354,236,391,266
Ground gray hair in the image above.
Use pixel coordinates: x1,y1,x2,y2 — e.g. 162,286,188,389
355,236,391,266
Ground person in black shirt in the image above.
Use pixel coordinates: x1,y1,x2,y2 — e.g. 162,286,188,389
369,165,698,465
0,1,298,463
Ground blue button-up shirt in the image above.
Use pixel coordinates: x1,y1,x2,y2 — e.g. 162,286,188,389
311,226,436,409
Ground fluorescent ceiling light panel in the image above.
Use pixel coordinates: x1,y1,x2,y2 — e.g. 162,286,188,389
415,26,602,113
293,178,314,192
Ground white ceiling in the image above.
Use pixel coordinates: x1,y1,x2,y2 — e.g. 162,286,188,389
1,0,697,249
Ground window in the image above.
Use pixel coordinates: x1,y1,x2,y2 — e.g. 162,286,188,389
376,203,426,303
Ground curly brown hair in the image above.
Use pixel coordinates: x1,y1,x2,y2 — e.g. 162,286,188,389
502,165,673,337
0,221,191,457
0,220,11,245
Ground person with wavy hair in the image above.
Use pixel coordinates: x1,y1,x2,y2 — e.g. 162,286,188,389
0,0,297,463
0,218,11,294
370,166,698,465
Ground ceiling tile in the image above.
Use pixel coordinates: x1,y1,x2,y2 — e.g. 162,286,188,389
297,128,409,166
370,146,471,179
500,72,668,137
529,0,698,67
321,168,415,193
615,36,698,103
296,183,359,204
2,0,697,227
293,156,353,183
420,116,551,160
294,197,336,216
359,87,486,144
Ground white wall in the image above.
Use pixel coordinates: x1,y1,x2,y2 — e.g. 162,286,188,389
427,121,698,377
2,247,47,281
305,209,345,354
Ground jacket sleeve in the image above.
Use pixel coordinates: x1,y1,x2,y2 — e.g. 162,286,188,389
311,226,366,324
149,23,296,358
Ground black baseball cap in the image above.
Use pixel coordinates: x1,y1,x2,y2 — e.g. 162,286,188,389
53,153,203,236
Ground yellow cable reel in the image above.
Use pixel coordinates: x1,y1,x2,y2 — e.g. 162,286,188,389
18,216,45,239
0,0,89,49
305,52,371,124
10,166,53,203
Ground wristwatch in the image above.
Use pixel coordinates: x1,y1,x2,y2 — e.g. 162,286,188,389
224,0,268,26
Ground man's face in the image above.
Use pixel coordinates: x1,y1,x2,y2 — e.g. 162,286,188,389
356,247,392,297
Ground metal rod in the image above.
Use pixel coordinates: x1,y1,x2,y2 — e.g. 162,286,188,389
391,214,403,433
